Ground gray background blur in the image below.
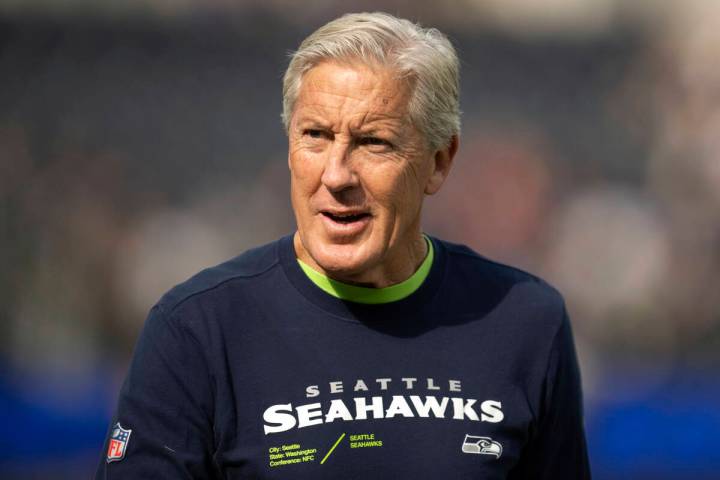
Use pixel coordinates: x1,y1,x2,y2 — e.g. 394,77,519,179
1,0,719,478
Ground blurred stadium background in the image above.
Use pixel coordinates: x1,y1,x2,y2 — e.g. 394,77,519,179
1,0,719,478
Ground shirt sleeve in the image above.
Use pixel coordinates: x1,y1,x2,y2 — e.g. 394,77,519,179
509,306,592,479
96,304,218,479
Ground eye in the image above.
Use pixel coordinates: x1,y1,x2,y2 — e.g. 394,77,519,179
358,136,392,148
303,129,330,140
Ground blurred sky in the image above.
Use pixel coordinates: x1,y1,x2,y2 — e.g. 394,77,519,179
1,1,719,478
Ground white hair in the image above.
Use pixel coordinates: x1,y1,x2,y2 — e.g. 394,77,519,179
282,12,461,150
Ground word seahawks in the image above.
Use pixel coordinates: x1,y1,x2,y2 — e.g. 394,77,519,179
262,377,504,435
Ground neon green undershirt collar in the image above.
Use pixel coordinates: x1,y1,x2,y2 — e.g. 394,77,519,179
297,236,434,305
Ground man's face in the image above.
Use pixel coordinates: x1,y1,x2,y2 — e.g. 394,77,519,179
288,61,452,285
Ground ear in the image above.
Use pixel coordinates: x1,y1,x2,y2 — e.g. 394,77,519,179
424,135,459,195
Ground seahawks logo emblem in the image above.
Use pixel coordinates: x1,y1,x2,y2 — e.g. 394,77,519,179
461,434,502,459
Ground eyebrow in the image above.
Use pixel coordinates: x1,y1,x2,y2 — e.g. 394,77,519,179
293,111,407,136
355,124,403,138
293,114,332,129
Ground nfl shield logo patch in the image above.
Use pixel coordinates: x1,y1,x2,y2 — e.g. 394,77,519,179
106,422,132,463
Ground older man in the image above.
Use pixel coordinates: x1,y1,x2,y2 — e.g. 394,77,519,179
97,12,590,479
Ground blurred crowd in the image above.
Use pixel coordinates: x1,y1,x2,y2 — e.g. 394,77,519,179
1,1,718,478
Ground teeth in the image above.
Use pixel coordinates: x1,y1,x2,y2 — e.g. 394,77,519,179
324,211,368,223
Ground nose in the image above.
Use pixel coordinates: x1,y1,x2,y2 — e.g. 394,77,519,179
320,140,357,192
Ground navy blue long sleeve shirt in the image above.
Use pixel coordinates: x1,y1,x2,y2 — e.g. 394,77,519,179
97,234,590,479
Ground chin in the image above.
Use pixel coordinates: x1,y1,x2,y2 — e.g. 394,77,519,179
312,240,378,277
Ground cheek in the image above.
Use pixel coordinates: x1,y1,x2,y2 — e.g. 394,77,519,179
372,163,423,207
290,151,322,195
359,168,418,231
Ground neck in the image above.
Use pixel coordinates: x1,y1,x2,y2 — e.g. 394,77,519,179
293,230,428,288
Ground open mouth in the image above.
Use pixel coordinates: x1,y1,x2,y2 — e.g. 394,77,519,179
321,211,371,224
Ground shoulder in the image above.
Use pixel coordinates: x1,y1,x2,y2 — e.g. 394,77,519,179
433,237,567,324
154,236,285,317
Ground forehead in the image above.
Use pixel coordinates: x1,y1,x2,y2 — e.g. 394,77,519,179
294,61,413,126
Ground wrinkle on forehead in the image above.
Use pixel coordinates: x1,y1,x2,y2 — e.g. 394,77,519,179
293,61,412,133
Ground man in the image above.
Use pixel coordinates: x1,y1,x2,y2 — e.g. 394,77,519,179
97,12,590,479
